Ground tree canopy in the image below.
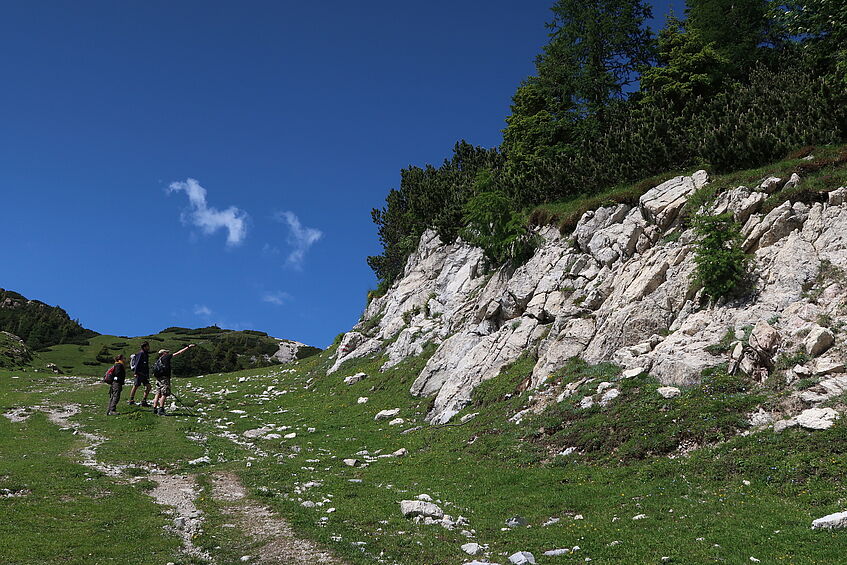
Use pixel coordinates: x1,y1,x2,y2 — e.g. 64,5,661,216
367,0,847,289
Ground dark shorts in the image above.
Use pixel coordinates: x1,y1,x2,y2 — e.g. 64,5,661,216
156,376,171,396
133,373,150,387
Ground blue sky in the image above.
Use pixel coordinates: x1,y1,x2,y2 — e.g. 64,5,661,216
0,1,682,348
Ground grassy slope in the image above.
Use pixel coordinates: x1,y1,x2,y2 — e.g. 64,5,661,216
30,328,273,377
4,341,847,564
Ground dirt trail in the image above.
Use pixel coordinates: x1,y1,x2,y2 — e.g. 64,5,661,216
4,392,344,564
211,472,345,564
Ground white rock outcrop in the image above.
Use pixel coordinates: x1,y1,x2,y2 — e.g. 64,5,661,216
332,170,847,424
795,407,839,430
270,339,312,363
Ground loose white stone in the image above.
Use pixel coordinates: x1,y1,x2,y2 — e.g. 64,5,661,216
508,551,536,565
805,326,835,356
399,500,444,519
657,386,681,399
622,367,646,379
344,372,368,385
461,542,482,555
375,408,401,421
600,388,620,406
813,511,847,529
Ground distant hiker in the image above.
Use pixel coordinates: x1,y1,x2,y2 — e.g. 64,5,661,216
127,341,151,407
106,354,127,415
151,344,195,416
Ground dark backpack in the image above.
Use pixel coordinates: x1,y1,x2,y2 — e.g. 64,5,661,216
103,365,116,384
152,357,166,378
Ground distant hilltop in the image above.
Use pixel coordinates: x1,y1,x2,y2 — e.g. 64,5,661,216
0,289,320,376
0,288,97,350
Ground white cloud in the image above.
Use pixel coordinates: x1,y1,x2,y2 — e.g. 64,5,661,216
275,211,323,269
168,178,248,246
262,291,292,306
194,304,212,317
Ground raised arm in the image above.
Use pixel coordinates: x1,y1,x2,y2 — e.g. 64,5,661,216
173,344,196,357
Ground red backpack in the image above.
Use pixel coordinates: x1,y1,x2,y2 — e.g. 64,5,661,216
103,365,116,384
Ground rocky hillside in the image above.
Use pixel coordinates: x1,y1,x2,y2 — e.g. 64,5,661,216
332,170,847,425
0,331,32,368
0,288,97,350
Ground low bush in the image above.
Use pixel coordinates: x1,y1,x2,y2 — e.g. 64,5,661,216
692,213,749,301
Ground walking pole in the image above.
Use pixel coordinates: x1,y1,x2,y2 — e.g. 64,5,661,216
170,391,196,417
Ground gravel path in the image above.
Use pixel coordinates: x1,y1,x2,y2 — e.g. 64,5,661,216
210,472,345,564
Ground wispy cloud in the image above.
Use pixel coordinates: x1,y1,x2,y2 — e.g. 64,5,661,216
262,243,281,256
262,291,292,306
194,304,213,317
168,178,248,246
274,211,322,269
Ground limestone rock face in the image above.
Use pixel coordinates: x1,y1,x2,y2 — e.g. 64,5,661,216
334,170,847,424
639,171,708,229
270,339,311,364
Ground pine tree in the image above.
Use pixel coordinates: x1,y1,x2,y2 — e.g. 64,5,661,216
779,0,847,85
686,0,770,75
503,0,654,161
538,0,655,120
640,14,730,106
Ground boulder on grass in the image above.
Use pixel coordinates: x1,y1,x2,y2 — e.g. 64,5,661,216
400,500,444,519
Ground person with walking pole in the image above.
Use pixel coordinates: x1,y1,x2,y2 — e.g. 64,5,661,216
151,344,195,416
127,341,152,407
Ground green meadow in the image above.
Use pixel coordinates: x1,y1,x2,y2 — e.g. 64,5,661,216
3,343,847,564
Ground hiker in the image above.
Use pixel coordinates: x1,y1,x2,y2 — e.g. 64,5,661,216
127,341,151,407
106,354,127,415
151,344,195,416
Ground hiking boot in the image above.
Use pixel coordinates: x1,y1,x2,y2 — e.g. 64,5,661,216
127,400,136,405
107,411,117,416
158,407,166,416
153,407,160,415
140,401,151,407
